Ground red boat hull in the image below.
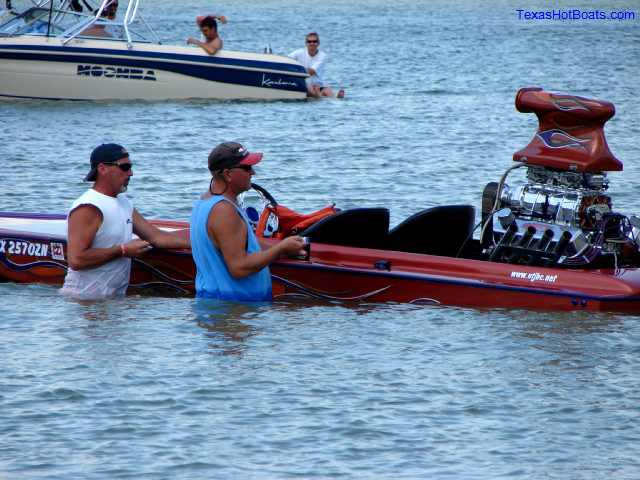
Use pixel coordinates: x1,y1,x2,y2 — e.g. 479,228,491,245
2,214,640,312
272,242,640,312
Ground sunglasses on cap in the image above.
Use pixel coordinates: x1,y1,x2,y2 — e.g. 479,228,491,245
103,161,132,172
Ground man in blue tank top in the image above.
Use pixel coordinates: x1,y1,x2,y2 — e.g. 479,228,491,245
190,142,306,301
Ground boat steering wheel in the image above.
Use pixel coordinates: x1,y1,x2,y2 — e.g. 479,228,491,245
238,183,279,236
250,182,278,207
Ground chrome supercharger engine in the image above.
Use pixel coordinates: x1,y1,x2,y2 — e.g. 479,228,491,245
482,87,640,268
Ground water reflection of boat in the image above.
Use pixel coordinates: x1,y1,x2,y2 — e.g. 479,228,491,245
2,88,640,312
0,0,308,100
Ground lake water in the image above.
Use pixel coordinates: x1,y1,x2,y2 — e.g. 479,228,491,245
1,0,640,478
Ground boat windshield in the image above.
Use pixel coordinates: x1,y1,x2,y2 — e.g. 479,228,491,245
0,0,158,44
0,7,63,35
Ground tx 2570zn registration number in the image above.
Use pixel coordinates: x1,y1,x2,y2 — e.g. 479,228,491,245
0,239,51,257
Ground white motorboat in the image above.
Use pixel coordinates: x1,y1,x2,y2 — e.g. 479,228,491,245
0,0,308,100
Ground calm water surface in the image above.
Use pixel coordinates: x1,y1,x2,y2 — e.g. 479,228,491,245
1,0,640,478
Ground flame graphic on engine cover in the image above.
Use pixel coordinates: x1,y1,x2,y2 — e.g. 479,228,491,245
537,129,589,150
551,96,591,112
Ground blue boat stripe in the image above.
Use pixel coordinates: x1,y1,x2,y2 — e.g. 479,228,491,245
0,93,82,100
0,49,308,91
0,43,308,75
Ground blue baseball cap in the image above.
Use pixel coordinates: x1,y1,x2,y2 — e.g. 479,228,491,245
85,143,129,181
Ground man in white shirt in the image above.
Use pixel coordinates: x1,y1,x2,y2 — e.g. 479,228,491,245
289,32,343,98
61,143,190,300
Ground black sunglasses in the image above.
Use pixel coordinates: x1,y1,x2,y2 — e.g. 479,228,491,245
103,161,132,172
306,39,318,44
230,165,253,172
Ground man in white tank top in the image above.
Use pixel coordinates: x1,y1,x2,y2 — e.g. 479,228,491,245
61,143,191,300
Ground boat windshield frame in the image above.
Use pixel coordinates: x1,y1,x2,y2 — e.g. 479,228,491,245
0,0,160,47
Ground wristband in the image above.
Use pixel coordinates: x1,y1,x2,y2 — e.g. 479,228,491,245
120,244,126,257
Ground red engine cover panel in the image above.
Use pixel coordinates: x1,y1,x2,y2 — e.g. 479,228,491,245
513,87,622,172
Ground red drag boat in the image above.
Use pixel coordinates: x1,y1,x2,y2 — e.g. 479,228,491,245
2,87,640,312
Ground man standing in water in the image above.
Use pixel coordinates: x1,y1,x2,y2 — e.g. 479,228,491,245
61,143,190,300
190,142,305,301
289,32,344,98
187,14,227,55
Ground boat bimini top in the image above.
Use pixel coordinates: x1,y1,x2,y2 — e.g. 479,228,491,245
0,0,160,48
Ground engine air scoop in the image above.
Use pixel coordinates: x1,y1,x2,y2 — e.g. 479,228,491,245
513,87,622,172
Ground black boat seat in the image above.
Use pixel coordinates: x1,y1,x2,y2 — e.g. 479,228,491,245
386,205,476,256
299,208,390,249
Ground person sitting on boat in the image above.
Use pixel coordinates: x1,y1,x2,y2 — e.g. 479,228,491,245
81,0,120,38
61,143,191,301
186,14,227,55
190,142,306,302
288,32,344,98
